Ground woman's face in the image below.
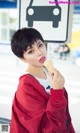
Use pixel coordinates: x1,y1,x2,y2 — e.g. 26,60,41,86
22,40,47,67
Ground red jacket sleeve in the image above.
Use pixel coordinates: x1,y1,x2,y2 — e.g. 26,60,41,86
10,78,75,133
64,89,75,133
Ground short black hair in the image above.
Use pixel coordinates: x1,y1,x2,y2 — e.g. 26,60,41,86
11,28,44,58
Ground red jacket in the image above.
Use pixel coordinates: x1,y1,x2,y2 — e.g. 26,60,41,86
10,74,75,133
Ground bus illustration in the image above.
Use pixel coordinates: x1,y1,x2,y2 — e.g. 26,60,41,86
26,0,61,28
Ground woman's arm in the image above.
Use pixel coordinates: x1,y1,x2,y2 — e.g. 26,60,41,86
64,89,75,133
10,83,69,133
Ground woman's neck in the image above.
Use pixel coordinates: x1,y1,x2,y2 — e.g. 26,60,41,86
26,65,47,79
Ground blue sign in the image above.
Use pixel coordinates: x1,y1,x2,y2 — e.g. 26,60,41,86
0,0,17,8
74,6,80,14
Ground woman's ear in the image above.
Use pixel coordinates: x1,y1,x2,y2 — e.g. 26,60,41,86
44,42,47,49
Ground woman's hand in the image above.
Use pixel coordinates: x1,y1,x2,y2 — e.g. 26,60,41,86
50,69,65,90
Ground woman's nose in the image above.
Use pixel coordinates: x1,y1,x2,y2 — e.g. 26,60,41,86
36,48,42,55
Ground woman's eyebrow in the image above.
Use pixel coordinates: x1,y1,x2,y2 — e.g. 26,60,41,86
27,41,42,51
27,47,32,51
37,40,42,45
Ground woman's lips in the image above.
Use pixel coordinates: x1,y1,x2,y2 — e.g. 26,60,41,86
39,56,46,63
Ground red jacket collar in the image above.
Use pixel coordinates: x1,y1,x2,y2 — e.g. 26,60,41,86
19,74,50,100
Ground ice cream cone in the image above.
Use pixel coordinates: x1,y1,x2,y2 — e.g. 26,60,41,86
43,59,54,74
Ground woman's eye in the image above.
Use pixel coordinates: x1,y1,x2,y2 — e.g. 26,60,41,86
38,43,43,47
28,50,34,54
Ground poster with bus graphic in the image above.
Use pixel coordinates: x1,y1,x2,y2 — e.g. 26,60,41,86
19,0,73,42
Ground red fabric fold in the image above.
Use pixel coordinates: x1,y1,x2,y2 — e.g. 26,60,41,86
10,74,75,133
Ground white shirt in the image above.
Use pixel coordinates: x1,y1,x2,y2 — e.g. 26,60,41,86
25,68,52,93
